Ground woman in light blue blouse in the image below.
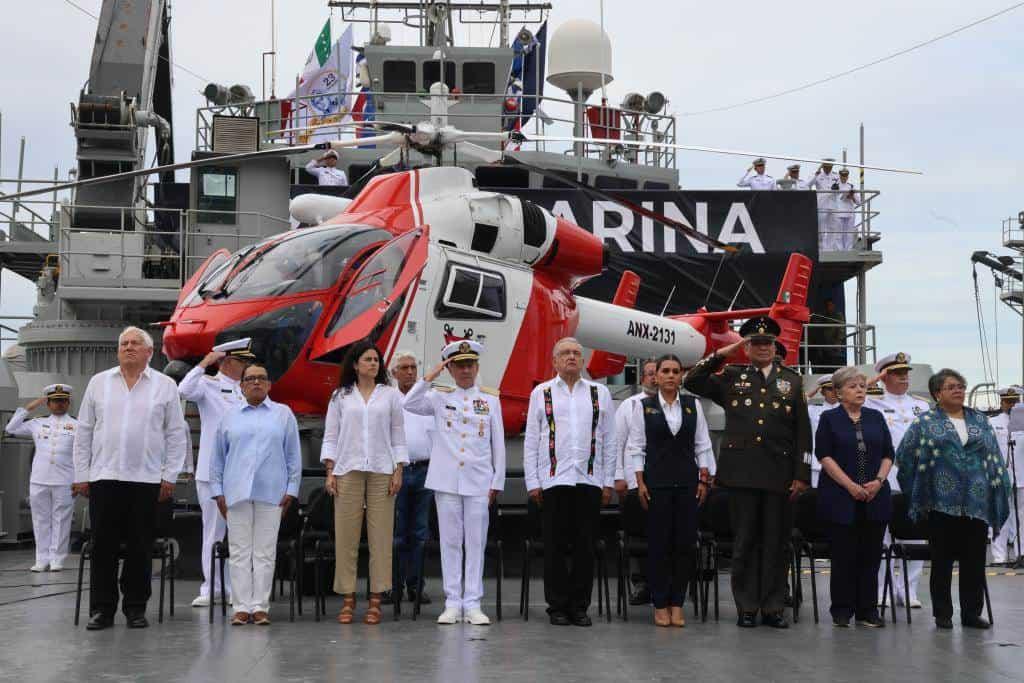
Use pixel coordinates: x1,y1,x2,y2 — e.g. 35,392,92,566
896,368,1011,630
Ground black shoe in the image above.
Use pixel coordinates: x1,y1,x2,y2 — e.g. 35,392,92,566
125,614,149,629
379,590,394,605
406,587,432,605
962,616,991,630
86,613,113,631
761,613,789,629
629,583,651,606
935,617,953,630
549,611,571,626
737,612,758,628
832,616,851,628
856,616,885,628
570,611,593,627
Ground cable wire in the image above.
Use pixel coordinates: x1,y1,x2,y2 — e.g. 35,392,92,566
682,2,1024,116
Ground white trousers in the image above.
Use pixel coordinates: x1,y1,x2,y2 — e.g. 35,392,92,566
831,214,856,251
879,527,923,601
196,481,230,598
226,501,281,614
436,492,489,611
992,490,1022,562
29,483,73,566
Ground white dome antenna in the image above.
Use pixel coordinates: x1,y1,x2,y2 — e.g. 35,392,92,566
546,18,613,100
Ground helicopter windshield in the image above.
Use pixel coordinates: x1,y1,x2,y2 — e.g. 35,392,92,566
215,225,391,302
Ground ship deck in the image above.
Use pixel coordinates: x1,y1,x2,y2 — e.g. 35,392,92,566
2,548,1023,682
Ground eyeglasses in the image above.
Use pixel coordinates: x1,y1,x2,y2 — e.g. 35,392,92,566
242,375,269,384
941,383,966,392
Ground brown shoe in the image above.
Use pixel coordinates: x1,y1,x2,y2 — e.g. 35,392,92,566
670,606,686,627
336,594,356,624
230,611,250,626
364,593,383,625
252,611,271,625
654,607,671,627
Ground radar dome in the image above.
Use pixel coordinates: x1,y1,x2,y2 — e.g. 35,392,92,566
546,18,613,98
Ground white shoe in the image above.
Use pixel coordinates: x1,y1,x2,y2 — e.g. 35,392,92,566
191,595,211,608
464,608,491,626
29,563,48,572
437,607,462,624
49,562,63,572
908,597,922,609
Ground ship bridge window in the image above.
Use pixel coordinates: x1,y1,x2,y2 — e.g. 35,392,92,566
436,264,506,320
595,176,637,189
383,60,417,92
215,226,390,302
542,171,587,189
422,60,456,90
197,167,237,224
462,62,496,94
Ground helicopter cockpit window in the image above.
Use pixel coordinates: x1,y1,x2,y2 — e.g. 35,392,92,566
328,230,419,336
435,264,505,320
462,63,495,94
383,60,417,92
214,226,390,302
422,60,456,90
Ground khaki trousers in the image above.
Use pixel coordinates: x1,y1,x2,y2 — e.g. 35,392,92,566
333,471,395,595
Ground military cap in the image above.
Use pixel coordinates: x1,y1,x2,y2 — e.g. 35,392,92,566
442,339,483,363
44,383,72,399
817,374,834,390
213,337,257,361
738,316,780,341
998,386,1021,400
866,383,884,397
787,164,800,172
752,157,767,166
839,167,850,176
874,352,911,374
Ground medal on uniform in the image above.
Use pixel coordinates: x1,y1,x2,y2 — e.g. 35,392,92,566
772,401,779,409
479,420,485,438
741,373,747,380
744,398,752,406
731,400,738,407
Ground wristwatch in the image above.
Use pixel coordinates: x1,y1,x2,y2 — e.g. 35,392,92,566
875,476,885,484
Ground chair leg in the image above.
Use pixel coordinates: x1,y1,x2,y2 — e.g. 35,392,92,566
791,547,801,624
393,544,401,621
296,543,304,617
169,545,176,618
220,552,228,617
984,574,994,625
158,548,166,624
713,544,720,622
208,544,216,624
901,553,912,624
74,543,88,626
496,540,503,622
883,547,896,624
289,542,297,623
314,550,322,623
523,547,531,622
414,540,425,620
603,550,611,624
808,549,818,624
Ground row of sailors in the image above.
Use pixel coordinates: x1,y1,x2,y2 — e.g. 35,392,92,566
7,327,1021,631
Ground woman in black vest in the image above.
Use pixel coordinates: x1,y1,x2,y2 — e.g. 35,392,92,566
627,354,714,627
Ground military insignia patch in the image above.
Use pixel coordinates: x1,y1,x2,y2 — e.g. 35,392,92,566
645,407,660,415
776,379,792,395
472,399,489,415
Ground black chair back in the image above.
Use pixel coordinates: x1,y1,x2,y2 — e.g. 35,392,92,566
279,498,302,540
304,487,334,533
153,499,174,539
707,488,732,539
621,492,647,539
794,488,826,542
889,493,929,541
526,497,544,542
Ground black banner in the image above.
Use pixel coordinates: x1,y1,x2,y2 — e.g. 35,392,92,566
511,190,819,315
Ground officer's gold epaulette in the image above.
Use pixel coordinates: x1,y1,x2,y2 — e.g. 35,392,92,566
480,386,500,397
432,383,455,393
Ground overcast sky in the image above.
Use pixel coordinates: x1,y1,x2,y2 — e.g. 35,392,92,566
1,0,1022,394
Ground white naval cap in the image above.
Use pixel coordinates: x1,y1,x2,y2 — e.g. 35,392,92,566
752,157,767,166
442,339,483,363
322,149,339,160
998,386,1021,399
839,167,850,175
787,163,800,171
816,374,834,389
212,337,257,360
874,352,912,374
821,157,836,163
43,383,72,399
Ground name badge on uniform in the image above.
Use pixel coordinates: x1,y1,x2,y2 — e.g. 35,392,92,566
472,399,489,415
644,406,660,415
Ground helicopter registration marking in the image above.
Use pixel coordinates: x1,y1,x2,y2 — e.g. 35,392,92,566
626,320,676,345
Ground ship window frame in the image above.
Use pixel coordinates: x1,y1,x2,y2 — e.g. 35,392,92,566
462,62,496,94
422,60,457,91
382,60,417,92
196,167,238,225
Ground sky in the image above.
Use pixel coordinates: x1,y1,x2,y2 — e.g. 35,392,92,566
0,0,1022,395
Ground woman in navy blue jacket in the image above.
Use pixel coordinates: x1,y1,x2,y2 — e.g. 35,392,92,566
815,366,894,627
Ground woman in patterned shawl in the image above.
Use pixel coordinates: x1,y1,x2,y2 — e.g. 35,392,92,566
896,369,1011,630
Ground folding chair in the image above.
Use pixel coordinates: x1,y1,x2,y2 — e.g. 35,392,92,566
792,488,830,623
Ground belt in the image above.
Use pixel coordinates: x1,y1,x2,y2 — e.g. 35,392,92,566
406,459,430,468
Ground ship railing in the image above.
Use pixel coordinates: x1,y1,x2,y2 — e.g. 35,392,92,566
195,91,678,167
0,196,58,243
798,322,877,374
807,189,882,254
1003,215,1024,252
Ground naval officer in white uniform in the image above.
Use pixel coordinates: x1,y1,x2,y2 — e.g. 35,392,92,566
404,340,506,626
178,338,252,607
5,384,78,571
866,352,929,607
807,158,840,251
305,149,349,186
737,158,776,190
807,375,839,488
832,168,862,251
776,164,810,190
990,387,1023,564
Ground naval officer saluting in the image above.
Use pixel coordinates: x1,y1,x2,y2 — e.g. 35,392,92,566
737,158,776,190
403,340,506,626
5,384,78,572
684,316,811,628
177,338,252,607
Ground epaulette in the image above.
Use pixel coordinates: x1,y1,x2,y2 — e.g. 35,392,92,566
480,386,500,397
911,393,932,404
432,383,455,393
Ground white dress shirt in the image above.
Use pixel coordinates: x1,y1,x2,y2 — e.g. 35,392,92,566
612,393,647,490
305,160,349,186
624,391,715,476
807,400,838,478
403,379,506,496
401,390,435,463
989,412,1024,486
737,171,776,190
866,389,929,491
73,365,189,484
523,376,616,492
6,408,78,485
807,170,840,209
777,177,810,190
320,383,409,476
178,365,245,482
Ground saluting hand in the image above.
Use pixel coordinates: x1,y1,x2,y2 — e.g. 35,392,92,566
423,358,451,383
717,338,747,359
25,397,46,411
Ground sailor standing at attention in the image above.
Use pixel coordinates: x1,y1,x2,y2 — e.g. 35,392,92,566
989,386,1023,565
807,375,840,488
737,158,776,190
305,150,348,186
177,338,252,607
403,340,505,626
5,384,78,572
866,352,929,608
807,158,840,250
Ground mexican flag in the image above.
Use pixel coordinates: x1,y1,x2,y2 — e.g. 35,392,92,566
286,21,354,143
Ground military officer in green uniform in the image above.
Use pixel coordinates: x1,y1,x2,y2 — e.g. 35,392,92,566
684,316,812,628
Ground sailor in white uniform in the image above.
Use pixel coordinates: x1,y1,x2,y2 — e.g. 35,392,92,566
5,384,77,571
832,168,861,251
866,352,930,607
403,340,506,626
990,387,1023,564
776,164,810,190
737,158,776,190
806,374,839,488
178,338,252,607
305,150,349,186
806,158,840,251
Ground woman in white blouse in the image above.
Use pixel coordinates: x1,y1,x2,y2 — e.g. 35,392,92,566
320,340,408,625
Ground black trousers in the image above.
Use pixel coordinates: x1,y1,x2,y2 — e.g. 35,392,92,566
828,504,885,620
928,511,988,621
646,487,697,608
727,487,791,615
542,484,602,614
88,480,160,618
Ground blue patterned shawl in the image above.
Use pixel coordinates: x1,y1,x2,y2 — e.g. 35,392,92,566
895,406,1011,530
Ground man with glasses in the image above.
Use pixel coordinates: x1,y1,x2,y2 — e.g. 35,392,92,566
210,363,301,626
685,317,811,628
524,337,616,626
